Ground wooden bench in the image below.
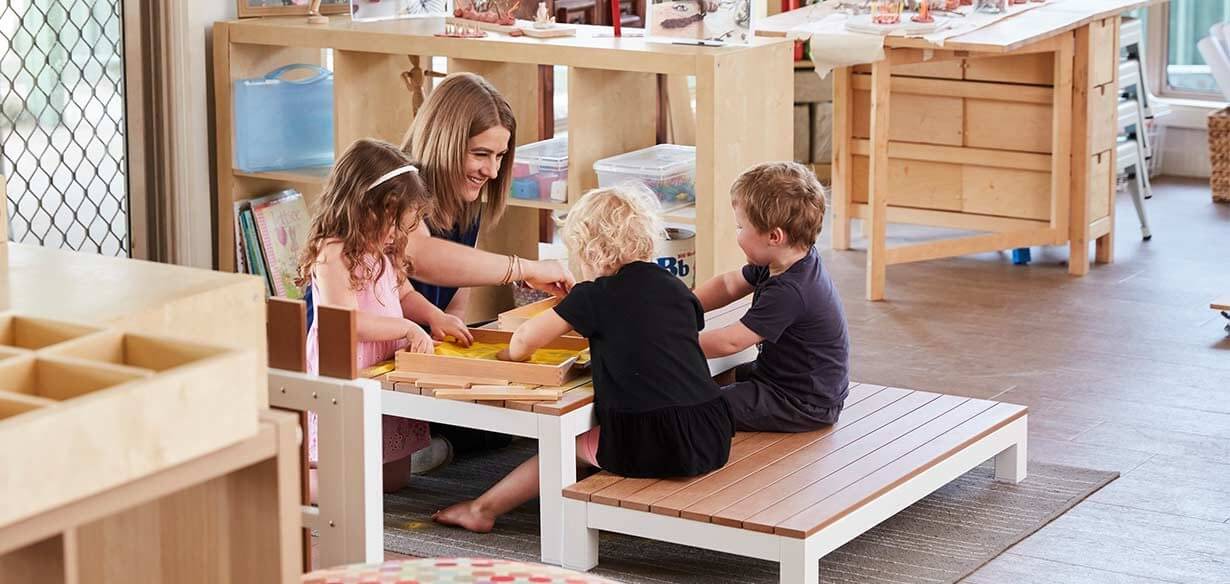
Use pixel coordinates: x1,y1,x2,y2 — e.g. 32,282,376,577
1213,296,1230,334
560,384,1028,583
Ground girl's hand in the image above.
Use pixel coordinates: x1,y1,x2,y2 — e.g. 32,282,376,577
496,348,528,362
404,321,435,354
428,311,473,347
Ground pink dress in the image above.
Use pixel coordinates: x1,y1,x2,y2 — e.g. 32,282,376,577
306,253,431,464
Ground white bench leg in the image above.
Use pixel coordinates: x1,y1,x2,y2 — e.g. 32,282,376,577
561,499,599,571
994,418,1028,484
537,415,576,565
779,537,818,584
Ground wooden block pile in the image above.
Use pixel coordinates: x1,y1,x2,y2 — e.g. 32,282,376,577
794,67,834,183
376,369,594,413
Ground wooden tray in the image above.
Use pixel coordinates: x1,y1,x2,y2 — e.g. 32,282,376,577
396,328,587,386
0,317,262,528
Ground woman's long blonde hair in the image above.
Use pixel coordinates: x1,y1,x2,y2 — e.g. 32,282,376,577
403,72,515,234
296,139,432,292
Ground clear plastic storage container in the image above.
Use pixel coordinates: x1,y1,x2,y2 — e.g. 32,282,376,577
511,137,569,203
594,144,696,205
233,64,334,173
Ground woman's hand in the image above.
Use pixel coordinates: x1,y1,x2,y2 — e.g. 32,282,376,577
427,311,473,347
496,347,529,362
404,321,436,354
522,259,575,297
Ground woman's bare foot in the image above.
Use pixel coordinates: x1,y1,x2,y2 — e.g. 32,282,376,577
432,500,496,533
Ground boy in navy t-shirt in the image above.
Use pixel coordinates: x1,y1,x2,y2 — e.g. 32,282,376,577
695,161,850,432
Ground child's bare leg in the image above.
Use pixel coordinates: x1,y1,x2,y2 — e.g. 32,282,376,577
434,455,540,533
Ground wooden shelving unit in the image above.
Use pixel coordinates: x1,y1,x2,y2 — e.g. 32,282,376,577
213,16,792,316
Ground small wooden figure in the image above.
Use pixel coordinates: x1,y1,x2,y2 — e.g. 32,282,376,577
307,0,330,24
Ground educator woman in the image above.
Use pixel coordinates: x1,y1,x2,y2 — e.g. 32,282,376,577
398,72,571,468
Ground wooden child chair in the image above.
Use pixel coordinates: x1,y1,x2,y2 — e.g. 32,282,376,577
267,298,384,572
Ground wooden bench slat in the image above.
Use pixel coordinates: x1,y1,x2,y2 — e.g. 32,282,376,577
743,398,999,534
708,393,966,529
647,386,906,517
623,385,886,512
774,403,1028,538
678,390,941,523
565,433,760,503
1212,296,1230,311
616,433,788,510
563,471,625,501
587,432,763,507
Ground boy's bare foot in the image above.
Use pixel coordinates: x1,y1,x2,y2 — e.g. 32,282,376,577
432,500,496,533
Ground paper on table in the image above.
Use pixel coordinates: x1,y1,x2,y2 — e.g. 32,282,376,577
786,0,1052,77
795,13,885,79
920,1,1049,47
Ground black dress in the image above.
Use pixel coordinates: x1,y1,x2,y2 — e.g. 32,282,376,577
554,262,734,478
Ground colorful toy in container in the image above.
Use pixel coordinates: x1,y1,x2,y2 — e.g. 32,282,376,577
594,144,696,205
511,137,569,203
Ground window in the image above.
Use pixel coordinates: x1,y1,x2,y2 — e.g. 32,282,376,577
1146,0,1230,102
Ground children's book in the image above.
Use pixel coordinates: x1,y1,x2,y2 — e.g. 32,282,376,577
250,189,310,299
239,207,273,296
233,200,249,275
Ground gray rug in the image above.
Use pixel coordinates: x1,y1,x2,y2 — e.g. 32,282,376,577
383,439,1117,584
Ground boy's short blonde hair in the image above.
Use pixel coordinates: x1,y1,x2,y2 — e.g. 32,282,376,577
731,161,826,249
562,185,664,276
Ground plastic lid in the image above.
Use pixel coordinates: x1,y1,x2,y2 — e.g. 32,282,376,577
593,144,695,175
516,137,568,171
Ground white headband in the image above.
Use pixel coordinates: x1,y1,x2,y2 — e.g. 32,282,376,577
367,165,419,191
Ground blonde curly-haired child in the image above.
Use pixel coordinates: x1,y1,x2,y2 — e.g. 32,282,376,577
433,184,735,533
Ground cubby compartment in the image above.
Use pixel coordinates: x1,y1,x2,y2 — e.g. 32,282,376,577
42,330,228,372
0,355,151,402
0,314,263,528
0,314,99,351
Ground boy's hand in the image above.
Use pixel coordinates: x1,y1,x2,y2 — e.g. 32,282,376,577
404,322,436,354
427,312,473,347
496,348,529,362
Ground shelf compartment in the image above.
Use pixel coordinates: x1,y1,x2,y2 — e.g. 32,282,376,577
0,314,100,351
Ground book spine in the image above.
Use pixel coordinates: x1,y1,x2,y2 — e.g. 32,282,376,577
241,209,273,296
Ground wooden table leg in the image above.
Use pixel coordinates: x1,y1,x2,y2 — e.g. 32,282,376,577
831,67,854,252
1069,24,1095,276
536,414,576,565
866,59,891,301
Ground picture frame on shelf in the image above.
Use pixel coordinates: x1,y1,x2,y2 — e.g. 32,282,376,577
237,0,349,18
351,0,452,21
646,0,752,45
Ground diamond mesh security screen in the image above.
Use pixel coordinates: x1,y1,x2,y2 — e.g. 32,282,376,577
0,0,128,256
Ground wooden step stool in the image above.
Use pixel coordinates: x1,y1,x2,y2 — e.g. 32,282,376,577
561,384,1028,583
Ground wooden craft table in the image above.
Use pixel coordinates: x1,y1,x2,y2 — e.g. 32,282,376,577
270,299,755,569
213,16,791,318
761,0,1161,300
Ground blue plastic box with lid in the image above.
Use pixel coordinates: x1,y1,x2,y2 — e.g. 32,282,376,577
233,64,334,173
